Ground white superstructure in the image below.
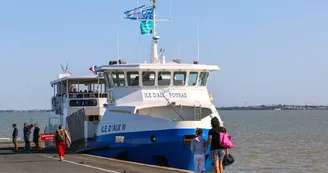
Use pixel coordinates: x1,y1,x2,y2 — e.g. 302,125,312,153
45,69,107,147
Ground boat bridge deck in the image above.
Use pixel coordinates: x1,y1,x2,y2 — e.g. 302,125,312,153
0,142,192,173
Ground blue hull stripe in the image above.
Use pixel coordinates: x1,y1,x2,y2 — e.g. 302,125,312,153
86,129,215,171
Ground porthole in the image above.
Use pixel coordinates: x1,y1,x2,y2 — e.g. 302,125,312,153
150,135,157,142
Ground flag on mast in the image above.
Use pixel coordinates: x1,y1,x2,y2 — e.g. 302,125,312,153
89,65,96,75
124,5,154,35
140,20,153,35
124,5,153,20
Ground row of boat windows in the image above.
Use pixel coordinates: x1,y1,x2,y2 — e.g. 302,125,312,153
69,99,97,107
104,71,209,87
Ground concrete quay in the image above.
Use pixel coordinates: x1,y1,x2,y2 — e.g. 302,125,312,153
0,143,192,173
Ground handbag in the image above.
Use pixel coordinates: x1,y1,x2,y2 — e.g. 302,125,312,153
219,132,233,149
222,153,234,167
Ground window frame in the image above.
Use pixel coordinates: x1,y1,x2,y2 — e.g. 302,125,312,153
127,71,140,86
157,71,171,86
111,71,126,87
142,71,156,86
173,71,187,86
188,71,199,86
69,99,98,107
198,72,209,86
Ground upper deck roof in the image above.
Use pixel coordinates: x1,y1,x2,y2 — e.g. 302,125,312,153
95,63,220,72
50,75,103,85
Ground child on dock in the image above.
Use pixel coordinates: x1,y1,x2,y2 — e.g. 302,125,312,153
190,128,207,173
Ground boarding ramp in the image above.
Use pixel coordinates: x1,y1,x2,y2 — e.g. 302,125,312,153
66,108,85,151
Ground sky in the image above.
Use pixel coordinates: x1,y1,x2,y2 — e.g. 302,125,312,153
0,0,328,110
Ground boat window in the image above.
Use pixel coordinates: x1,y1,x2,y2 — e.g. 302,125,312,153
103,72,113,88
142,71,155,86
88,115,100,122
69,99,97,107
188,72,198,86
198,72,209,86
173,72,186,86
158,71,171,86
127,72,139,86
111,72,125,87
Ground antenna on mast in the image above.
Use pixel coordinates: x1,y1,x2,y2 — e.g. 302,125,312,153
178,44,181,59
169,0,172,20
197,20,200,62
116,28,120,60
137,35,141,62
59,63,71,79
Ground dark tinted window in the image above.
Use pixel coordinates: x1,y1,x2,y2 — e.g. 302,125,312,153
127,72,139,86
158,71,171,86
69,99,97,107
111,72,125,86
142,71,155,86
88,115,100,122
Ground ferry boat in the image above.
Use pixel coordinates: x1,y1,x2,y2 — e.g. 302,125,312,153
45,1,224,171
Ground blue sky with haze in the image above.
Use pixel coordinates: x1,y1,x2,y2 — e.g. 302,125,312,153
0,0,327,110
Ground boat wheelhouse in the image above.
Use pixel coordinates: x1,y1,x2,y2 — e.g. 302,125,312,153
96,62,220,122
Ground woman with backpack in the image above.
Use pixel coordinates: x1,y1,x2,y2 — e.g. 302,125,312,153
204,117,229,173
53,125,71,161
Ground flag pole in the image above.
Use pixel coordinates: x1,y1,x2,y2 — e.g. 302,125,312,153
152,0,156,37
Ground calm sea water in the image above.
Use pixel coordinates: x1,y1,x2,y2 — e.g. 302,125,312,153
0,110,327,172
0,112,50,142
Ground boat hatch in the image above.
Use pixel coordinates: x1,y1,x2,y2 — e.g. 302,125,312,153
183,134,196,144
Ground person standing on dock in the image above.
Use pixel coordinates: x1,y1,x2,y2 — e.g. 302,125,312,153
12,124,18,151
190,128,207,173
204,117,229,173
33,123,41,151
53,125,71,161
23,123,33,151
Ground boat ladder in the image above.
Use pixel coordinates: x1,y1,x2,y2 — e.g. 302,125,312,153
194,104,202,121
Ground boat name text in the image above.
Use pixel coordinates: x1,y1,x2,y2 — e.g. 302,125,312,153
101,124,126,133
143,92,187,99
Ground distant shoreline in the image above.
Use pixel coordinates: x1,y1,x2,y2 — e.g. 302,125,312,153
1,104,328,112
0,110,51,113
217,105,328,111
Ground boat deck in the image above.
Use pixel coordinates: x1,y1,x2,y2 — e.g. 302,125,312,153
0,142,192,173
